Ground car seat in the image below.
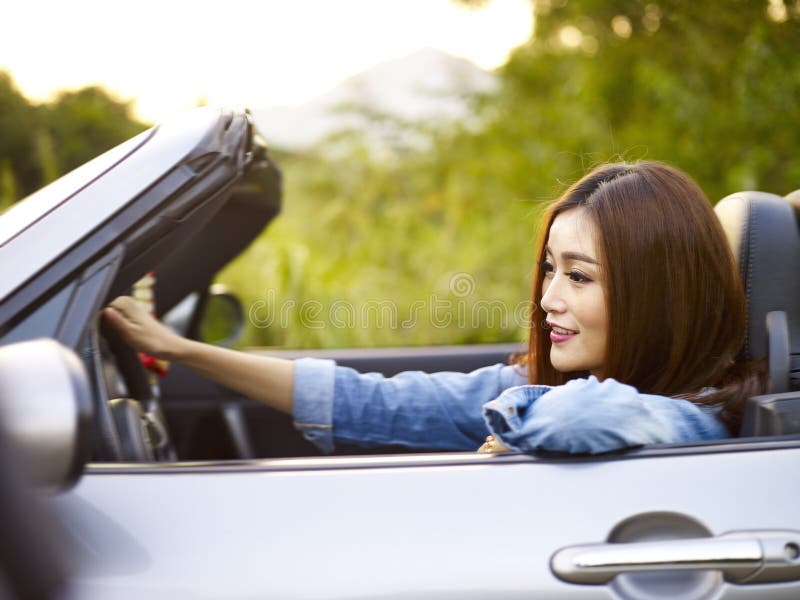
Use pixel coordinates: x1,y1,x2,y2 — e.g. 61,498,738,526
715,190,800,436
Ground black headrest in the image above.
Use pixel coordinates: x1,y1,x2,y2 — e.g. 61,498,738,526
715,191,800,364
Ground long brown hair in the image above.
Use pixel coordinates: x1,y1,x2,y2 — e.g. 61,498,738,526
519,161,765,432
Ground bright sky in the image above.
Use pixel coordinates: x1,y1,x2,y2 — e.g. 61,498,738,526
1,0,533,123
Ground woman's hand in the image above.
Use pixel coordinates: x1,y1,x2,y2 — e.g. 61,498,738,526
103,296,186,360
477,435,510,453
104,296,295,415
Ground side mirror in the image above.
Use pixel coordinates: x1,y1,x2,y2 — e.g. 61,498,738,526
199,284,245,347
0,339,92,490
163,284,245,347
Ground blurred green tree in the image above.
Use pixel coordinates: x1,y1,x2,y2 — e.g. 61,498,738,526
0,73,147,204
42,86,147,176
0,160,17,212
0,73,40,199
467,0,800,201
221,0,800,348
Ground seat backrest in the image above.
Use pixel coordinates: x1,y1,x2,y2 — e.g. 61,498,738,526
715,190,800,388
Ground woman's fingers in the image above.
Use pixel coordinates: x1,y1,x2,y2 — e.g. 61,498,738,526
103,296,169,356
476,435,510,453
101,306,124,328
108,295,145,319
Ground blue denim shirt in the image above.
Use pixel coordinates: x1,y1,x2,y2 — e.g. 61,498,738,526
292,358,729,454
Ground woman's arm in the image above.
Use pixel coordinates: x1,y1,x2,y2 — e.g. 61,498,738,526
104,296,528,453
295,359,527,453
483,376,730,454
103,296,294,414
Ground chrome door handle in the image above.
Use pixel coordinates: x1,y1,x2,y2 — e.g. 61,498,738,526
551,530,800,585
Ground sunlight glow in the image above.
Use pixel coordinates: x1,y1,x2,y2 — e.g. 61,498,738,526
0,0,533,122
558,25,583,48
767,0,789,22
611,15,633,39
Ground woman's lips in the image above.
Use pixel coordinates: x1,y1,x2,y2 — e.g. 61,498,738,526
548,322,577,344
550,330,576,343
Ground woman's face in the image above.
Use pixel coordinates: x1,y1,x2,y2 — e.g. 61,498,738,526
539,208,608,375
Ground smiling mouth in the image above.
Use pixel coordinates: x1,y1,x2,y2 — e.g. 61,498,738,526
550,325,577,335
547,322,578,335
547,322,578,344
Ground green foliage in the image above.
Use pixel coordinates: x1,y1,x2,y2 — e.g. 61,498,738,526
490,0,800,201
2,2,797,350
33,129,60,184
0,73,40,198
42,87,146,176
0,73,147,202
220,0,800,349
0,159,17,212
217,133,537,349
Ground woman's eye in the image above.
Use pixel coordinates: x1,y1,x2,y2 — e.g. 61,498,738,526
541,260,555,276
567,270,591,283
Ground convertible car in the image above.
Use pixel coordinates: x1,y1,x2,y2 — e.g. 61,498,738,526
1,107,799,599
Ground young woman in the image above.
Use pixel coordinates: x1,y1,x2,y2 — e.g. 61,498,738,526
104,161,765,455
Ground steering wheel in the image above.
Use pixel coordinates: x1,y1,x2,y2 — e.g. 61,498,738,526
98,318,176,462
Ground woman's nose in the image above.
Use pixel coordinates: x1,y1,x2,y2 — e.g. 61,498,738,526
540,279,567,313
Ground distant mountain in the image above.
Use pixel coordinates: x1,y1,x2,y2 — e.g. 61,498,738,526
252,48,496,150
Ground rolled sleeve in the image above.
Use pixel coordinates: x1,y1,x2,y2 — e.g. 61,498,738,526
293,359,527,453
332,363,525,451
483,376,730,454
292,357,337,453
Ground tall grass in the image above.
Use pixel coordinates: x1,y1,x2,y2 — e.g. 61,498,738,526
216,125,547,350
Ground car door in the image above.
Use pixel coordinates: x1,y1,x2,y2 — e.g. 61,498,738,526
53,438,800,599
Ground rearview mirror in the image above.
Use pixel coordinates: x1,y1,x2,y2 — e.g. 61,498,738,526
0,339,92,490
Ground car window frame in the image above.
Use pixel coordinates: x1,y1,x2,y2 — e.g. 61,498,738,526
83,433,800,475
